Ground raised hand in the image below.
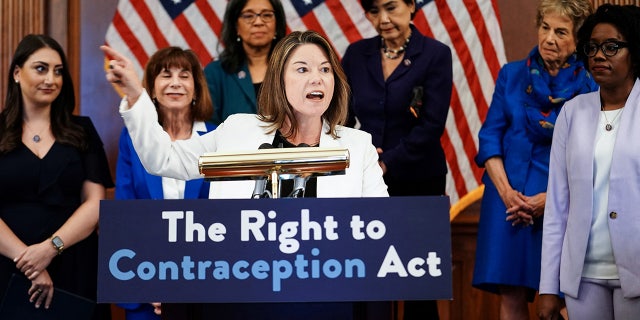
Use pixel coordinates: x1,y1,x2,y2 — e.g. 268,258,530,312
100,45,144,107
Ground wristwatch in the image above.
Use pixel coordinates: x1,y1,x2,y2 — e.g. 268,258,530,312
51,236,64,255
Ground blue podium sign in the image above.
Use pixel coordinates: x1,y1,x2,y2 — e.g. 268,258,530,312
98,196,451,303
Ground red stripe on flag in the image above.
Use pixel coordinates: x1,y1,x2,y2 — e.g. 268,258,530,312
195,0,223,45
412,10,433,38
434,1,490,121
450,85,483,184
491,0,502,26
463,1,502,121
131,0,170,49
173,14,213,64
112,10,149,67
300,13,330,45
325,0,362,43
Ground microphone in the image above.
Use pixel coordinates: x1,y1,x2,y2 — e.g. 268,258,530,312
289,175,310,198
251,143,274,199
288,143,310,198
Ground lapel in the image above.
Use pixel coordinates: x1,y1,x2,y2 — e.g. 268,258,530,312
316,122,347,198
144,172,163,199
234,64,256,110
385,25,421,83
612,79,640,176
365,38,386,89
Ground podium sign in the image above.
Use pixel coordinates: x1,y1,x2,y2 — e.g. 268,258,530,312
98,197,451,303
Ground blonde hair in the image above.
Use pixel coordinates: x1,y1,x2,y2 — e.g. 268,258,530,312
536,0,594,34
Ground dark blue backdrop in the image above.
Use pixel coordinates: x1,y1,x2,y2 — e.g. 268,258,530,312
98,196,451,303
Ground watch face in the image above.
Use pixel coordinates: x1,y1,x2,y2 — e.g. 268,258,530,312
52,236,63,248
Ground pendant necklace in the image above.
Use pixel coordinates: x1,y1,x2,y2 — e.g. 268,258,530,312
381,36,410,60
24,122,49,143
601,106,624,131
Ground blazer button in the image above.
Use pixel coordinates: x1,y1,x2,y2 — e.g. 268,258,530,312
609,211,618,219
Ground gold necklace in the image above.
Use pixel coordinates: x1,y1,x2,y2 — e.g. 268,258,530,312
381,36,410,60
24,122,49,143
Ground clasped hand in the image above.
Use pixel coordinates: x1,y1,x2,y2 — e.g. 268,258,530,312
14,241,56,280
503,190,546,227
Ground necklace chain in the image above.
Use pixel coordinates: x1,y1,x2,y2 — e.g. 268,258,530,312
24,122,49,143
602,107,624,131
381,36,410,60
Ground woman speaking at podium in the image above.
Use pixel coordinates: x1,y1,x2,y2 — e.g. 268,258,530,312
102,30,389,319
102,31,387,200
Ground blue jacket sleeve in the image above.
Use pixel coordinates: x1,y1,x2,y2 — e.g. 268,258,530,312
475,66,510,167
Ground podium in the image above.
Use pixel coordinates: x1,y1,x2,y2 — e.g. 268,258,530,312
98,197,452,311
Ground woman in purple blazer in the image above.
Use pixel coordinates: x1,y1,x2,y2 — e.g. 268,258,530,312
341,0,452,318
539,5,640,319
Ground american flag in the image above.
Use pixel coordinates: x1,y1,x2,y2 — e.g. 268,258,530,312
105,0,507,215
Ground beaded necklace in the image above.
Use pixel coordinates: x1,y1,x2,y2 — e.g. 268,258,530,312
381,36,410,59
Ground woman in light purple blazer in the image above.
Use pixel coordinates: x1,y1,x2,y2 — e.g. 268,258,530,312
538,5,640,319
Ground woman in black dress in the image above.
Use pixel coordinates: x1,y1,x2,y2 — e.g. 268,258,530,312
0,34,113,319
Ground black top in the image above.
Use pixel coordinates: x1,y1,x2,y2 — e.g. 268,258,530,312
0,116,113,319
266,130,318,198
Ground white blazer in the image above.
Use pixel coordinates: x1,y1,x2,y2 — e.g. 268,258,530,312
119,91,388,199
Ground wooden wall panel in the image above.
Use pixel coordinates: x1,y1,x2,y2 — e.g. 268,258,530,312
0,0,46,110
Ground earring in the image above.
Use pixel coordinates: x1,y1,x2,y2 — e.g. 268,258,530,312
273,34,277,40
192,99,196,106
237,36,241,42
14,79,19,84
152,97,158,105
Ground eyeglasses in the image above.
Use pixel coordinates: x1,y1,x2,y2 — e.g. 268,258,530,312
239,10,275,24
583,41,629,57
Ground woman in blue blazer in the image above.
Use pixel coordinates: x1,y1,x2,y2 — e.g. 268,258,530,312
473,1,596,318
114,46,216,320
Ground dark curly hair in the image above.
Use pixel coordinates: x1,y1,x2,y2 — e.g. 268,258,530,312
577,4,640,79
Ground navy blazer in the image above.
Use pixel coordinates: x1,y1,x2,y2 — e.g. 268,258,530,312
114,121,217,200
342,25,452,181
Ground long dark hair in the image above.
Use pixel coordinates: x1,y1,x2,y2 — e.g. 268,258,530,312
218,0,286,74
0,34,85,154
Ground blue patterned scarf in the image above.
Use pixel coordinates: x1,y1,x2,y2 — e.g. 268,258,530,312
524,46,596,144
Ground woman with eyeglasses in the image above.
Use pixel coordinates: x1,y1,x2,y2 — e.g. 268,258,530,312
538,4,640,319
204,0,286,125
472,0,597,318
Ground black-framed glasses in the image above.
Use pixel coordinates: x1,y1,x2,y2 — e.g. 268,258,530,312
583,41,629,57
239,10,275,24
